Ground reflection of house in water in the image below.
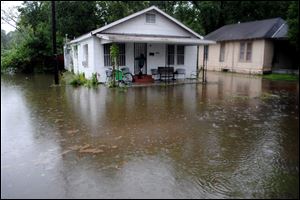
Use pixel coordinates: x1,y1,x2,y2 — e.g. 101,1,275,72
205,72,263,99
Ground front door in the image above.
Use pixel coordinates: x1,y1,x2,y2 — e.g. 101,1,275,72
134,43,147,75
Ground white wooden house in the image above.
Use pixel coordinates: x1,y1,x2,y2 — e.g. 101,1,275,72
64,6,214,83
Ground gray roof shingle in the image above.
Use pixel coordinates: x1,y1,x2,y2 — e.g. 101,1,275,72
204,18,288,41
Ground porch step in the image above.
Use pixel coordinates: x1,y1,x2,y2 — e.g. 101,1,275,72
133,75,154,83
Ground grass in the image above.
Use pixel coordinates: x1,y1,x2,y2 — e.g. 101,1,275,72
263,73,299,81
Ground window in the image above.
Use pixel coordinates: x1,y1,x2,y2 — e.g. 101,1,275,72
74,45,78,59
167,45,175,65
204,45,209,61
239,42,245,61
146,13,156,23
246,42,252,61
219,43,225,62
239,41,252,62
104,43,126,66
177,45,185,65
83,44,88,67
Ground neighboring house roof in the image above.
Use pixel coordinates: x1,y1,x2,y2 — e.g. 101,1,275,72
67,6,211,45
205,18,288,42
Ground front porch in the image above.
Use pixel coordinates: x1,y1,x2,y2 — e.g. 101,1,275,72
97,33,212,84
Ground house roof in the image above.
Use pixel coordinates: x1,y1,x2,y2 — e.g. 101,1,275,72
204,18,288,42
92,6,203,39
68,6,213,45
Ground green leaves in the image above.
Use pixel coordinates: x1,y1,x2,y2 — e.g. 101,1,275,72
287,1,299,51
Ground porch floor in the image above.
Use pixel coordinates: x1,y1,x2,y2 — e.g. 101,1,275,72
130,78,203,87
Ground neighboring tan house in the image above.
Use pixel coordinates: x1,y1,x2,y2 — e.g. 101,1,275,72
199,18,298,74
63,6,214,83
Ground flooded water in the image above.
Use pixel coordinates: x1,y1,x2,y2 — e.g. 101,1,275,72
1,72,299,198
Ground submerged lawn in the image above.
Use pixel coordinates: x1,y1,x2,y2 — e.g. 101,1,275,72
263,73,299,81
1,72,299,199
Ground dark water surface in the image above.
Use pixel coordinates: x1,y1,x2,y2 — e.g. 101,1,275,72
1,72,299,198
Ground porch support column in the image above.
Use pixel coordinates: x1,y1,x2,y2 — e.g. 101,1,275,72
202,45,208,83
196,45,199,79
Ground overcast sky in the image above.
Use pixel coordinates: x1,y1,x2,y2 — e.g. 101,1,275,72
1,1,23,33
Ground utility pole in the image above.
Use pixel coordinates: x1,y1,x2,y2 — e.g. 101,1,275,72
51,1,59,84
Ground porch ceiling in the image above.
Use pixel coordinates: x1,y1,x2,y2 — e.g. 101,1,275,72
96,33,215,45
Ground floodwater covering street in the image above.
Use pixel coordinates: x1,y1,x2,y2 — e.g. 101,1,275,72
1,72,299,198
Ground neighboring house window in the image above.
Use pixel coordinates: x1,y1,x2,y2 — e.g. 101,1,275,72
246,42,252,61
239,42,246,61
219,43,225,62
177,45,184,65
204,45,209,61
146,13,156,23
104,43,126,66
83,44,88,67
167,45,175,65
239,41,252,62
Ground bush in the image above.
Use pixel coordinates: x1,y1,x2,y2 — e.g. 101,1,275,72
62,71,99,88
83,73,99,88
69,73,87,86
1,45,32,73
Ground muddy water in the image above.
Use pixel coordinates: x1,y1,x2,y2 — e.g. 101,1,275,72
1,72,299,198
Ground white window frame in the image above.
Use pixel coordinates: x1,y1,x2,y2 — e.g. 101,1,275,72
82,44,88,67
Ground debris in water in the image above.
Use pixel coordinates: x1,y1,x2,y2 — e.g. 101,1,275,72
69,145,81,151
61,150,72,155
55,119,63,123
79,148,104,154
67,129,79,134
212,123,219,128
115,136,122,140
80,144,91,150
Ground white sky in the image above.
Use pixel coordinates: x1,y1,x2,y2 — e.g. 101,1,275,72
1,1,23,33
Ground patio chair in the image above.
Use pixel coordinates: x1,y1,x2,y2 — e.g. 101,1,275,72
151,69,159,80
174,68,186,79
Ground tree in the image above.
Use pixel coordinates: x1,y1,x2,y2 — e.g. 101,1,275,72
287,1,299,51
